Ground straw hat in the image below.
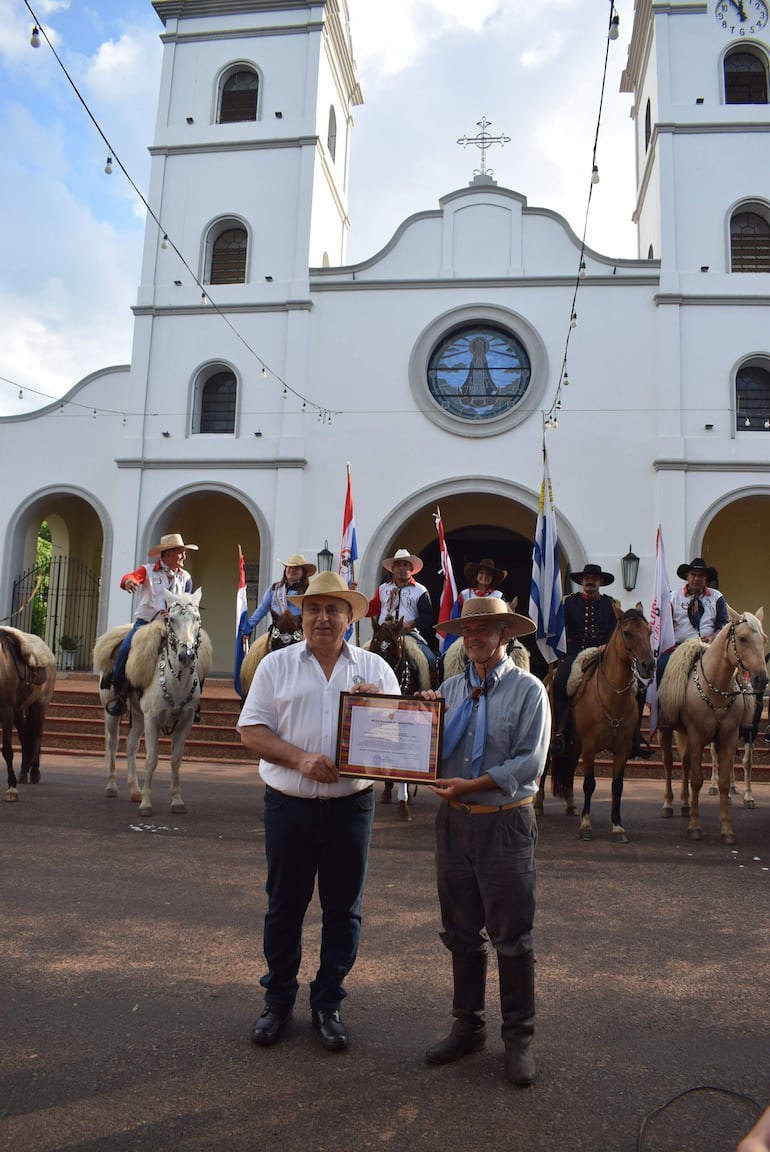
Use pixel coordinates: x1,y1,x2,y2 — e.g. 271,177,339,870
435,596,536,638
278,553,317,576
148,532,198,558
287,571,369,621
382,548,423,575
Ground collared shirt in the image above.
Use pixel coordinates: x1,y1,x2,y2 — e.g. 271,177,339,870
121,561,194,622
368,578,433,634
671,584,729,642
237,640,400,799
439,656,550,806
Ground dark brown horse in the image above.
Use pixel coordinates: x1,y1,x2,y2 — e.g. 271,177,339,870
550,607,655,843
239,609,303,697
0,627,57,802
365,617,431,695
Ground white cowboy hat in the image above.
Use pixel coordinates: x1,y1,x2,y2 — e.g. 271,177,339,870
287,571,369,621
148,532,199,558
277,553,317,575
382,548,424,575
435,596,536,639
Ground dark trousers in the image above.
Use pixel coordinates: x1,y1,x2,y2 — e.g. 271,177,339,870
551,653,578,734
435,802,537,959
261,785,375,1011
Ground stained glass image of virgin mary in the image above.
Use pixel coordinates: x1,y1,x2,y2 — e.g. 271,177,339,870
427,324,531,421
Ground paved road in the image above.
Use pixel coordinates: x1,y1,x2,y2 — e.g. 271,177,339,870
2,756,769,1151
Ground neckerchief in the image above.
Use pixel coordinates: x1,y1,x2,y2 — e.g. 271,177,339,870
442,662,498,777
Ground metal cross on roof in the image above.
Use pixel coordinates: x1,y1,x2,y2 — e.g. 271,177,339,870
457,116,511,178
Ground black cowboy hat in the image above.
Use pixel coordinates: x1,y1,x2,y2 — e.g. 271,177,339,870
676,557,719,583
569,563,614,587
463,557,507,586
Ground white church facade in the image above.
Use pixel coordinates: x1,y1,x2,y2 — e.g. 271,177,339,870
1,0,769,677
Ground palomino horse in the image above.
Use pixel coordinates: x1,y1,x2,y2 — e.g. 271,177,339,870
365,617,432,819
550,607,655,843
658,609,767,844
93,589,213,816
239,609,303,698
0,627,56,802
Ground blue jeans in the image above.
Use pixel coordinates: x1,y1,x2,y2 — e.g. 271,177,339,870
112,618,149,688
261,784,375,1011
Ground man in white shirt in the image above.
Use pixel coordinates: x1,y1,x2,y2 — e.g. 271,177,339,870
238,571,399,1053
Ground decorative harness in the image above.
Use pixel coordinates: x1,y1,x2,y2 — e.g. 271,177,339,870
157,602,202,732
593,616,653,733
691,618,756,722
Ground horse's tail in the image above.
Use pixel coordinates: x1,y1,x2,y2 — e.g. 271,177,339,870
551,745,577,799
197,630,214,680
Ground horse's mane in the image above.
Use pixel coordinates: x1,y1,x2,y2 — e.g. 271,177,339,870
657,637,706,723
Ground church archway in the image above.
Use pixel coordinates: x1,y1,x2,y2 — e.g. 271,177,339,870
697,491,770,612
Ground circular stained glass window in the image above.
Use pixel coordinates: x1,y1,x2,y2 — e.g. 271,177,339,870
427,324,531,422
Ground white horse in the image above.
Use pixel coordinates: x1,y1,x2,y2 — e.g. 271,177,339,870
93,589,213,816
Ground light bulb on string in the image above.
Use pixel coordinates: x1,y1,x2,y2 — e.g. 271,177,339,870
609,13,620,40
745,417,751,427
261,366,267,379
160,234,169,250
104,156,113,175
570,312,577,330
563,372,570,387
578,261,586,279
591,164,600,184
283,386,288,399
765,419,770,429
30,25,41,48
18,388,24,400
201,291,208,305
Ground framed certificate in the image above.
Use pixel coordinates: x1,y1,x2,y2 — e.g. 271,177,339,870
336,692,444,783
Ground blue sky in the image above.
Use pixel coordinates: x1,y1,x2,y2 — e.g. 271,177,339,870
0,0,637,415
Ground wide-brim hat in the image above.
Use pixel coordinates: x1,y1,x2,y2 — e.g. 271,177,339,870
435,596,536,639
278,553,317,576
383,548,423,575
148,532,199,558
464,557,507,586
287,571,369,621
676,557,718,583
570,563,614,587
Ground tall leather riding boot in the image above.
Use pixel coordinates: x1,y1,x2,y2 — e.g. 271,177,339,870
425,952,487,1065
498,952,536,1087
105,679,129,717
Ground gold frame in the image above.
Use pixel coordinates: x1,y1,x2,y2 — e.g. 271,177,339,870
336,692,444,783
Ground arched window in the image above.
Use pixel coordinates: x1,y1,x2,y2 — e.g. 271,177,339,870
724,49,768,104
644,99,651,151
730,206,770,272
194,368,237,434
736,360,770,431
219,69,258,123
327,106,337,162
210,227,248,283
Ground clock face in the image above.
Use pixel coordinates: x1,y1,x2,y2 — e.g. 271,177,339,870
715,0,769,35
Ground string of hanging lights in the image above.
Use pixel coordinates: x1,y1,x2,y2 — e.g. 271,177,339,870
543,0,621,436
21,0,339,425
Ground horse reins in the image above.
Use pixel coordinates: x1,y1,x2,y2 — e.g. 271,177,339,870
594,623,650,732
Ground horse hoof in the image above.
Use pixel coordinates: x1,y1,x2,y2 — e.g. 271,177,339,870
611,829,629,844
171,802,187,815
686,827,702,841
744,798,756,810
105,784,118,798
4,788,19,803
729,786,739,796
566,805,577,817
708,785,718,796
721,832,737,845
579,827,592,841
130,789,142,804
680,807,690,818
662,808,673,819
138,804,153,817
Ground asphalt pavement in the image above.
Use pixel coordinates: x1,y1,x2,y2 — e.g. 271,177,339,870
2,755,769,1152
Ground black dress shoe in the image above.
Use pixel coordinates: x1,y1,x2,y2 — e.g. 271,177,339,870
312,1009,348,1052
251,1004,292,1047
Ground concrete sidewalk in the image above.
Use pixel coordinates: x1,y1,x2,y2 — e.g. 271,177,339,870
2,756,769,1151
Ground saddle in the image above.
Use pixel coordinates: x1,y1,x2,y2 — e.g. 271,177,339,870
566,647,601,697
0,628,47,688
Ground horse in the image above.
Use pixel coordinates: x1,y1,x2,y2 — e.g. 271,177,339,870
239,609,303,698
0,627,57,802
93,588,213,816
364,617,432,819
707,692,763,806
549,607,655,843
658,609,767,844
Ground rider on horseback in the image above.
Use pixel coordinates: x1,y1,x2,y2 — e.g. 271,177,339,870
367,548,436,680
104,532,198,717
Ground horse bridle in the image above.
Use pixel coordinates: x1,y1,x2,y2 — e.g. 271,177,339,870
158,605,202,722
691,618,756,716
